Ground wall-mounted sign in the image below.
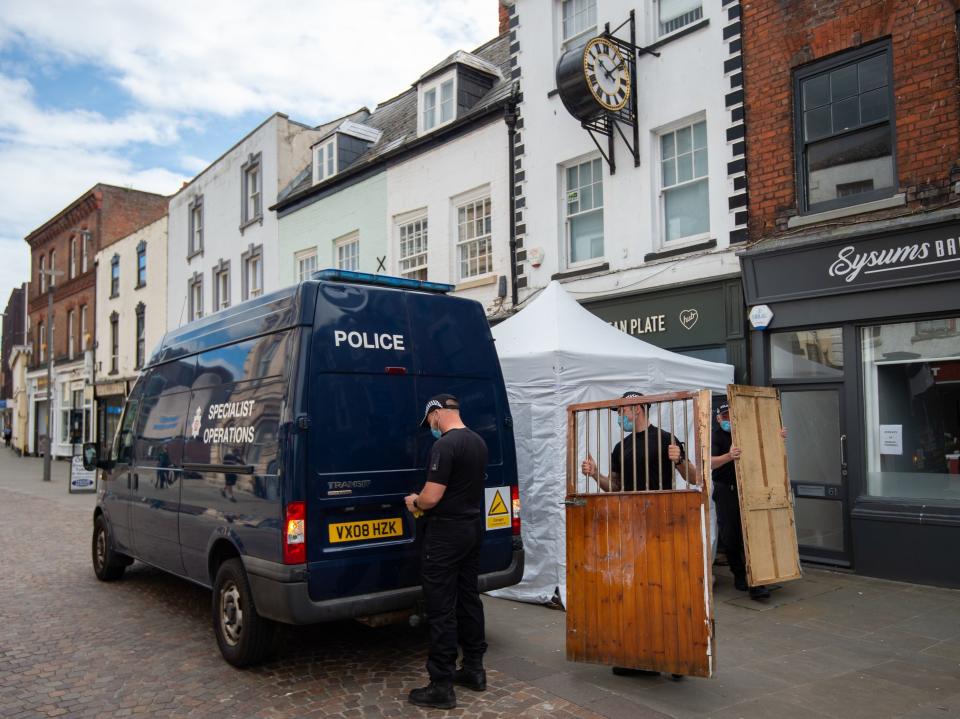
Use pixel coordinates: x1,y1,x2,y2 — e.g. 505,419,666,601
749,305,774,331
742,222,960,304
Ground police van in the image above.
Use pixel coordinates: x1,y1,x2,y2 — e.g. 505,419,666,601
83,270,523,666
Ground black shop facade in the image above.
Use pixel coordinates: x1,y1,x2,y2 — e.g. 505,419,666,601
582,276,748,384
740,210,960,588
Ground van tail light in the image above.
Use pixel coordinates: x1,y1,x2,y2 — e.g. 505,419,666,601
283,501,306,564
511,485,521,535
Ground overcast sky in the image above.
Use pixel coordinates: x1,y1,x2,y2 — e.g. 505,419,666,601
0,0,500,311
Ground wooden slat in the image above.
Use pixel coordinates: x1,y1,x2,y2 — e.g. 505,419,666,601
728,384,802,587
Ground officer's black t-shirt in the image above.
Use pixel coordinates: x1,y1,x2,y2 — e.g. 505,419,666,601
610,425,684,491
426,427,489,519
711,429,736,486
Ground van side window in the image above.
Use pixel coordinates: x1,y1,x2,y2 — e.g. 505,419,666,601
111,391,142,465
134,367,190,471
193,332,291,389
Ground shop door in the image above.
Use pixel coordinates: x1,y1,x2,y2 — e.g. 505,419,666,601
777,386,850,565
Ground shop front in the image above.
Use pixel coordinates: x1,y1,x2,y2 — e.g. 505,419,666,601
582,277,748,383
741,211,960,587
95,379,128,447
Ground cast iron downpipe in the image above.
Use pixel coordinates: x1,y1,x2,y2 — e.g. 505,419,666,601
505,100,519,309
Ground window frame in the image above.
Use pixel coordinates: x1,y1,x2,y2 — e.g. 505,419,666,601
38,321,45,362
81,230,90,274
67,309,75,361
418,71,457,135
455,193,494,281
334,232,360,272
69,236,77,280
656,0,704,39
80,305,87,353
110,254,120,298
793,40,897,216
295,247,318,282
136,240,147,289
313,137,338,183
109,311,119,374
188,272,204,322
657,115,711,246
396,212,429,281
558,0,598,53
212,258,231,312
241,243,264,300
561,155,605,269
134,302,146,370
39,255,46,294
188,195,204,258
241,152,263,228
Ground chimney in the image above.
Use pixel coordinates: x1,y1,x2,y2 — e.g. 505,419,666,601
498,0,510,35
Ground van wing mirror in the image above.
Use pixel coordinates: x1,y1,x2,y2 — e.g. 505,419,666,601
82,442,99,471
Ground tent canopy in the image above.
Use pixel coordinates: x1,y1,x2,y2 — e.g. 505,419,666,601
489,281,734,605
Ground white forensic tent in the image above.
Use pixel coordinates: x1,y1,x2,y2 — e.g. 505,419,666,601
489,281,734,605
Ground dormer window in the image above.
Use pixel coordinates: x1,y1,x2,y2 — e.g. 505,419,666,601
313,136,337,184
419,72,456,134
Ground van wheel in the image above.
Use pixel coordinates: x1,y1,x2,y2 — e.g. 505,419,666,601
212,558,274,667
92,515,128,581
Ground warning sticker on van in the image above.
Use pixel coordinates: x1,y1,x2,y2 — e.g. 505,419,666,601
485,487,511,531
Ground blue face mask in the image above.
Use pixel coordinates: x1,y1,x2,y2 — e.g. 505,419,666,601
617,415,635,433
720,420,731,433
431,427,442,440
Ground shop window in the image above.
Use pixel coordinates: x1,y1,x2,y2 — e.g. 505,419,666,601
794,42,896,214
770,328,844,379
862,318,960,502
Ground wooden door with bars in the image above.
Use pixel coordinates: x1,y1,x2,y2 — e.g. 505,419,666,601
565,390,715,678
727,384,802,587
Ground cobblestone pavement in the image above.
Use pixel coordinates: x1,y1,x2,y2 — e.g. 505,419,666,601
0,485,604,719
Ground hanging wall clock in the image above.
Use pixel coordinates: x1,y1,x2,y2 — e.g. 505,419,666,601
556,35,631,123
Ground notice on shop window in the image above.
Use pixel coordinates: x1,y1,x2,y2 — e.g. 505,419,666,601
880,424,903,455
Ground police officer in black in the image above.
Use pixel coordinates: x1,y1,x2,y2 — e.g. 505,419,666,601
405,394,488,710
711,402,784,600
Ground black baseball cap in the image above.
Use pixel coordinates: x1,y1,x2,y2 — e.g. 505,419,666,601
716,402,730,416
621,391,644,399
420,394,460,427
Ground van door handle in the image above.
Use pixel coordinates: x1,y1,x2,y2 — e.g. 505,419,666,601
133,473,139,490
126,472,131,490
840,434,848,478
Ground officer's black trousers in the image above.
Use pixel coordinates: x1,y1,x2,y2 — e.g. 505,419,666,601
421,517,487,684
713,481,747,583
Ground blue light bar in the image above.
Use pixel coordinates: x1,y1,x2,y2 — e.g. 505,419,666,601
312,269,454,294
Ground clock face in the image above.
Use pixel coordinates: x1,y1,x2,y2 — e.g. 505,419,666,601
582,37,630,112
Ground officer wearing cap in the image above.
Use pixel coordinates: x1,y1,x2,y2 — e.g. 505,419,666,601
711,402,786,600
405,394,489,710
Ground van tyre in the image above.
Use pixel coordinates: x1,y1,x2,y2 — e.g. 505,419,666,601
92,514,129,581
213,558,274,667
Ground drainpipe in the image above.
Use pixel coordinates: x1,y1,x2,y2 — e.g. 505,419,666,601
505,100,519,309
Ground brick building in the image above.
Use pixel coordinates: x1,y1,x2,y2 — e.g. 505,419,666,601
737,0,960,587
24,184,168,458
1,284,27,434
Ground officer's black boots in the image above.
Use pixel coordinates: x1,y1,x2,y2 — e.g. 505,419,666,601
408,682,457,709
453,665,487,691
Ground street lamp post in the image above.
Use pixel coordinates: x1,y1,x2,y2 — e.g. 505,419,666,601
42,268,63,483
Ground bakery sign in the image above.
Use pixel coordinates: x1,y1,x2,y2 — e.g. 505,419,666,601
743,222,960,304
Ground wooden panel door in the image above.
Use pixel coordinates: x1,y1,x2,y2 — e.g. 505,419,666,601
565,390,714,678
727,384,802,586
566,492,713,677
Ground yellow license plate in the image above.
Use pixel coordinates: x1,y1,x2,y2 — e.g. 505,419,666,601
328,518,403,544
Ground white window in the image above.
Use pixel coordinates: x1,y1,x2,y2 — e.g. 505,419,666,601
39,255,46,293
246,255,263,298
109,314,119,372
564,157,604,265
49,249,56,282
658,0,703,37
398,216,428,280
80,305,87,352
215,268,230,310
244,163,261,222
189,197,204,256
81,231,90,273
67,309,75,361
335,234,360,272
457,197,493,280
189,277,204,321
660,119,709,243
420,75,456,133
296,248,318,282
69,237,77,280
38,322,45,362
561,0,597,49
314,138,337,183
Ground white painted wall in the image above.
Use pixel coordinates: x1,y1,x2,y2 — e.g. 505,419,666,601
385,118,511,311
514,0,740,302
95,217,168,380
167,114,323,330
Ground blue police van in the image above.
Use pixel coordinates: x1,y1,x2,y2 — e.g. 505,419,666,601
83,270,523,666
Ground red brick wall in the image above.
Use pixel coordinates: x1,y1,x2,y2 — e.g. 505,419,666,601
98,186,168,249
742,0,960,239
